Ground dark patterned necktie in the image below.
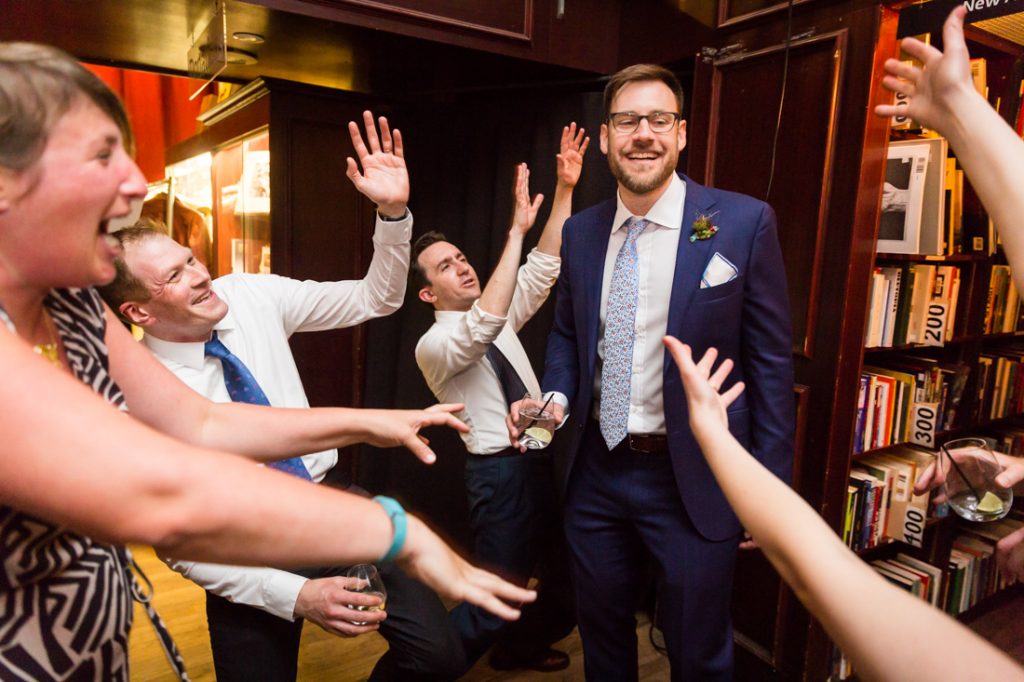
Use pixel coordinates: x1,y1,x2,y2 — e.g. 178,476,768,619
204,333,312,480
486,343,528,405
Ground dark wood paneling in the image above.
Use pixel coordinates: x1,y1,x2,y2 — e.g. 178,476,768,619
255,0,620,73
305,0,533,41
702,33,844,359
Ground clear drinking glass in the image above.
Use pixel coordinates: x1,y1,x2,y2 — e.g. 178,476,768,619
344,564,387,625
939,437,1013,522
517,391,556,450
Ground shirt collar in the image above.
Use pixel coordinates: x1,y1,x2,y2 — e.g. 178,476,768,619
434,309,467,324
611,173,687,234
141,307,236,371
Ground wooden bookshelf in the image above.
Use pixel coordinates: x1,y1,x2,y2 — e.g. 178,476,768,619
685,1,1024,679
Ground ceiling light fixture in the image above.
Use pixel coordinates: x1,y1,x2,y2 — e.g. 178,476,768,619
225,46,258,65
232,31,265,44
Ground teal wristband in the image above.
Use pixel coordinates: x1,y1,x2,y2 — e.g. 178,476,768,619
373,495,407,563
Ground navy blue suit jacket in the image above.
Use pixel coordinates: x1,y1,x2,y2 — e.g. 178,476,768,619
543,174,795,541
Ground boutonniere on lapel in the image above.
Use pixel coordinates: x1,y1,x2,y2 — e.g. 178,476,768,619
689,211,720,243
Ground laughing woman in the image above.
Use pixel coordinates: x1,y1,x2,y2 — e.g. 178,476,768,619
0,43,533,680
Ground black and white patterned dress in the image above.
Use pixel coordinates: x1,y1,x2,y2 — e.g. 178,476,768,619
1,289,142,680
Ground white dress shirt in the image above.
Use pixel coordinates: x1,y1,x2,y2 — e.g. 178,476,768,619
153,213,411,620
416,249,559,455
593,174,686,435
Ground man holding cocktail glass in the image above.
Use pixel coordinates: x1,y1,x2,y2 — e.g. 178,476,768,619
413,125,587,674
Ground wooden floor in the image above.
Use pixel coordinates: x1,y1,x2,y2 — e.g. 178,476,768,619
130,544,1024,681
127,546,671,681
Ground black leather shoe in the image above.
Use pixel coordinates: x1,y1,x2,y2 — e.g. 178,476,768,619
490,647,571,672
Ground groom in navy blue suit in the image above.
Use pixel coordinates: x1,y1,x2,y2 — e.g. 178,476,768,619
519,64,794,680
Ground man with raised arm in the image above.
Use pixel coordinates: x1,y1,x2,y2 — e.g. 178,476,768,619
99,112,464,682
413,125,587,674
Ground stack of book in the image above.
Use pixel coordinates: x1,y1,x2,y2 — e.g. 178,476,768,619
986,425,1024,456
845,446,935,551
983,264,1022,334
974,347,1024,421
856,359,969,453
946,513,1023,615
865,264,960,348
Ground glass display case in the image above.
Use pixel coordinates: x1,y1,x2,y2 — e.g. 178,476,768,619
163,129,269,278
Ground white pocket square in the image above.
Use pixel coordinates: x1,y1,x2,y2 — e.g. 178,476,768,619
700,252,738,289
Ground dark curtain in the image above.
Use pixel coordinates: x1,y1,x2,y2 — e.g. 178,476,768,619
356,86,615,547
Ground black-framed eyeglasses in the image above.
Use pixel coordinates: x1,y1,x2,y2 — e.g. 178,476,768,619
607,111,681,134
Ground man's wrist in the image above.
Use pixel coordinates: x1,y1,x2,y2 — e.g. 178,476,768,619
377,204,408,221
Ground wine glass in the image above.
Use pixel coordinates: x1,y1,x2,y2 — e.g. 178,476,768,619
344,564,387,625
939,437,1013,522
517,391,556,450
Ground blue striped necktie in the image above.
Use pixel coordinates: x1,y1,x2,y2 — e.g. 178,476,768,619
204,332,312,480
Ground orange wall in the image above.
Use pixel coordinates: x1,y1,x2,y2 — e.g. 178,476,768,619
84,65,205,182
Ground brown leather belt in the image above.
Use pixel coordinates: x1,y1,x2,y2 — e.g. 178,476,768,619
627,433,669,454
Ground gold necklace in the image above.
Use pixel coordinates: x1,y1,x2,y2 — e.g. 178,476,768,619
32,311,62,368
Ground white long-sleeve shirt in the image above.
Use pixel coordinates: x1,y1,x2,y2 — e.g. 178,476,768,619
415,249,559,455
152,213,410,620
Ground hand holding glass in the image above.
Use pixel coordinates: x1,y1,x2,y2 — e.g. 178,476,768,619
939,438,1013,522
517,391,556,450
344,564,387,625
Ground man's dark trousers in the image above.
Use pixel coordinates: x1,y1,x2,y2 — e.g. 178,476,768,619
564,419,739,682
449,450,576,671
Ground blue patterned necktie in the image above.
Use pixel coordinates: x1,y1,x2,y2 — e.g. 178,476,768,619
204,333,312,480
600,217,648,450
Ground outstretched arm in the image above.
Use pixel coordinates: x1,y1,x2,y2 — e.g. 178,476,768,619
665,337,1024,682
875,6,1024,292
107,308,465,465
0,327,534,621
536,123,589,257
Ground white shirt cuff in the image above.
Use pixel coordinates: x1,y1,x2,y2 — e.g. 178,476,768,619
265,572,309,621
374,209,413,245
547,391,570,428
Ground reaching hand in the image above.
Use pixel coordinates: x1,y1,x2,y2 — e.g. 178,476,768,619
346,110,410,218
360,404,468,464
398,516,536,621
664,337,744,437
294,576,385,637
556,122,590,189
509,162,545,237
874,6,977,131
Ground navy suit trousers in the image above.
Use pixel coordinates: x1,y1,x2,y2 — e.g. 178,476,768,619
449,450,576,671
565,419,739,681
